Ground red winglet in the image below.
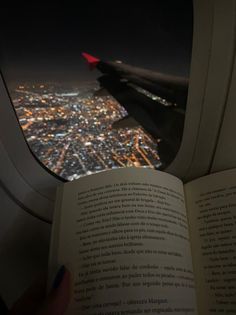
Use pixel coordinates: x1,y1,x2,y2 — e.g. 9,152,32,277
82,52,100,70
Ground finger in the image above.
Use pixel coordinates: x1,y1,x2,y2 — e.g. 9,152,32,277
36,268,71,315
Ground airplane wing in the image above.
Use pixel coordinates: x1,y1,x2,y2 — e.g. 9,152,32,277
97,74,184,164
112,115,140,129
82,52,187,165
82,52,189,108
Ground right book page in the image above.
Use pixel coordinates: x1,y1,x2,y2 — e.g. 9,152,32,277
184,168,236,314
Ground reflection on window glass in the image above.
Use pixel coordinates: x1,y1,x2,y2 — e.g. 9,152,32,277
1,1,193,180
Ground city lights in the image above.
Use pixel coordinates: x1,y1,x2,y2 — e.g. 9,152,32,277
12,83,161,180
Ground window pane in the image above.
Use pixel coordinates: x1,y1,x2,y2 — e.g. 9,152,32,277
1,1,193,180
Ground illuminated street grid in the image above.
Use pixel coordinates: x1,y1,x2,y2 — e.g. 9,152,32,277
11,83,161,180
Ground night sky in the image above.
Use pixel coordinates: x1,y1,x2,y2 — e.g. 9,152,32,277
0,1,193,85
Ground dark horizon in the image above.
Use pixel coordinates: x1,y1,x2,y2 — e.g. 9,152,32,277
0,1,193,83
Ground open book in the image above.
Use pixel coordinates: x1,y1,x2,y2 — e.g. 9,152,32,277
49,167,236,314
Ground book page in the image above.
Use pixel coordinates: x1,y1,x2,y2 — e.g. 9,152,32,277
185,169,236,314
48,184,64,291
51,167,197,314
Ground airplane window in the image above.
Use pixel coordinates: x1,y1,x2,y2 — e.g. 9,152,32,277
1,2,193,180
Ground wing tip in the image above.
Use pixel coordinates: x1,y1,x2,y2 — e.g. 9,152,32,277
82,52,100,70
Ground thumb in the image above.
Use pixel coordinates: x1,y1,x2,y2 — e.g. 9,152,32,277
36,266,71,315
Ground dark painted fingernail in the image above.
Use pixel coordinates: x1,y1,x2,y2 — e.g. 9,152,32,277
53,265,65,289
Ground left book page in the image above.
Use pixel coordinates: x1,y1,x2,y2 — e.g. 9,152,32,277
49,167,197,315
